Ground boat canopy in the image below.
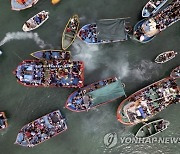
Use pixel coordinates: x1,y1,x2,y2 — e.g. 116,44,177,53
87,79,126,106
96,18,127,41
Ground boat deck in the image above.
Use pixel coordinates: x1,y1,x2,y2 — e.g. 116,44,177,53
78,24,101,44
11,0,38,10
66,77,122,111
15,60,84,88
117,78,180,125
15,110,67,147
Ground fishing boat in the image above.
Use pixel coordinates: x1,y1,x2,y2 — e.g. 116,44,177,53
117,77,180,125
31,50,71,61
11,0,39,11
170,66,180,79
0,112,8,130
78,18,129,44
15,110,67,147
142,0,168,17
135,119,170,138
155,51,177,64
22,10,49,32
51,0,61,5
14,60,84,88
66,77,126,112
62,15,80,50
133,0,180,43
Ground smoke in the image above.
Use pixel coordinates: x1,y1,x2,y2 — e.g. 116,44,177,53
72,39,101,71
0,32,50,48
79,16,86,21
72,39,161,81
131,60,161,81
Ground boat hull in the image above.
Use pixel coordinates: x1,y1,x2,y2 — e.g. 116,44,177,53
142,0,168,17
30,50,71,61
170,66,180,79
133,19,156,43
78,23,127,45
11,0,39,11
22,10,49,32
66,77,126,112
117,77,180,125
14,60,84,88
134,0,180,43
0,112,8,130
62,15,80,50
135,119,170,138
15,110,67,147
155,51,177,64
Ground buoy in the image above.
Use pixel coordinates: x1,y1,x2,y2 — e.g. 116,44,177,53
0,50,2,55
51,0,61,5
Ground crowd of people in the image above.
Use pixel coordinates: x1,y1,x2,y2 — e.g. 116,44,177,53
126,78,179,123
16,60,83,88
171,66,180,78
154,120,168,132
155,51,176,63
67,77,118,111
78,24,98,43
0,112,7,130
153,0,180,31
25,11,48,28
65,16,79,37
16,111,67,147
40,50,71,61
134,0,180,41
146,0,166,13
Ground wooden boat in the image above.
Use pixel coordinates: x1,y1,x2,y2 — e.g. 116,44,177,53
135,119,170,138
62,15,80,50
30,50,71,61
170,66,180,79
51,0,61,5
142,0,168,17
22,10,49,32
155,51,177,64
117,77,180,125
78,18,129,44
11,0,39,11
133,0,180,43
15,110,67,147
66,77,126,112
0,112,8,130
14,60,84,88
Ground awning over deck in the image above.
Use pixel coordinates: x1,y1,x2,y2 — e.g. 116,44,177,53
87,79,126,106
96,18,128,41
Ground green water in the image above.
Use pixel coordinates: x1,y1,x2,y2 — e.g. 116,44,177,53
0,0,179,154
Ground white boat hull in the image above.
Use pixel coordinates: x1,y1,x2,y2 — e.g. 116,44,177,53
22,10,49,32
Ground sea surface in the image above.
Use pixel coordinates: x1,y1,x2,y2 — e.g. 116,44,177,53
0,0,179,154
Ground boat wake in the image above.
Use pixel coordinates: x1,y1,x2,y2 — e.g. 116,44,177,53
0,32,50,48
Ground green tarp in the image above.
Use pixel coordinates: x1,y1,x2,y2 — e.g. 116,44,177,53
87,80,126,106
96,18,127,40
